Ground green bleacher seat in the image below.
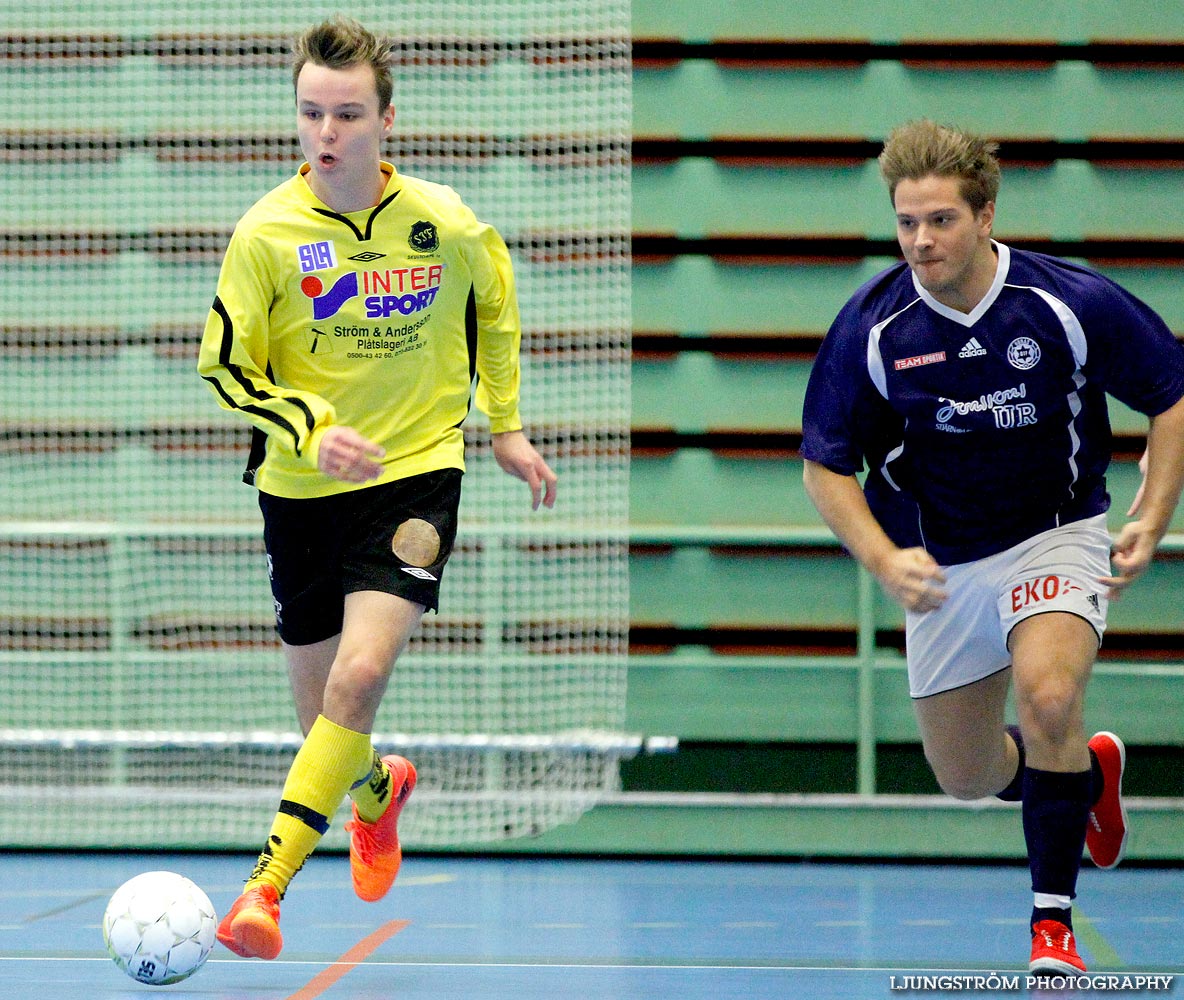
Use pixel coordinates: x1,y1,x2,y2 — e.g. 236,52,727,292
633,256,1184,334
632,0,1184,43
634,61,1184,143
634,158,1184,241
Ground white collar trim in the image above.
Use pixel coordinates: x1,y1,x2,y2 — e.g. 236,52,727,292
912,240,1010,327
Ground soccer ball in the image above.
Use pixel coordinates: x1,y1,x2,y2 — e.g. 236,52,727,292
103,871,217,985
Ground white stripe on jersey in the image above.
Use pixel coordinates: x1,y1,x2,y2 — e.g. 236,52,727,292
1009,284,1090,500
1022,285,1089,367
880,439,905,491
866,297,924,399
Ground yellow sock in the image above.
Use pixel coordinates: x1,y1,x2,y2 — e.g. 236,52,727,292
349,749,393,824
244,715,373,898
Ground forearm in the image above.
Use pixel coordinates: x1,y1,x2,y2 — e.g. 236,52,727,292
471,223,523,433
802,459,899,575
197,322,335,464
1137,395,1184,535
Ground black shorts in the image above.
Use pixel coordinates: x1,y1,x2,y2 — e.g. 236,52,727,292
259,468,462,646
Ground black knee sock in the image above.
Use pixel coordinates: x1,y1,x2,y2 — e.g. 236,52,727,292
1022,766,1093,930
996,724,1025,802
1089,745,1104,806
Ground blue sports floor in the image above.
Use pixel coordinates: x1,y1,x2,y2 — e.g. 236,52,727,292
2,852,1181,999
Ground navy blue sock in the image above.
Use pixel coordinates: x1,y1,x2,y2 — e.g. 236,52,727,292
1022,767,1092,928
1089,746,1104,806
1031,905,1073,931
996,724,1025,802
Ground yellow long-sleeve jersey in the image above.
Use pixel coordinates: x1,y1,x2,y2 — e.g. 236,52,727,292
198,162,523,498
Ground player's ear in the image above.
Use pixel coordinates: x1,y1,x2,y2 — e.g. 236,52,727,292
978,200,995,234
383,104,396,133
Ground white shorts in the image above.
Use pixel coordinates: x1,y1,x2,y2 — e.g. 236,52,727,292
905,514,1111,699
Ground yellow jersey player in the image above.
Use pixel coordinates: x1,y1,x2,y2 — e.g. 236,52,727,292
198,15,557,960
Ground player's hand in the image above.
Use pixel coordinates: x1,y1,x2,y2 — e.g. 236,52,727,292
1100,518,1162,600
1126,450,1149,516
317,425,385,483
491,430,558,510
874,546,948,613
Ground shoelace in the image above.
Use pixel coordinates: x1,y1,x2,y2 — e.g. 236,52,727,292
347,817,379,863
1038,926,1072,950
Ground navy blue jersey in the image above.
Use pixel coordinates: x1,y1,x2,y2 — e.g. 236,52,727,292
802,242,1184,565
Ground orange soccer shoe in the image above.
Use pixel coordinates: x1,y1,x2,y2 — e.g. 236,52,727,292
345,754,417,902
216,882,283,960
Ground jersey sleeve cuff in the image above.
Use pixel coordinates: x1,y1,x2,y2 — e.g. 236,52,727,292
488,410,523,435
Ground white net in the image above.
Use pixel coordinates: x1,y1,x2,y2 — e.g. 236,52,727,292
0,0,631,848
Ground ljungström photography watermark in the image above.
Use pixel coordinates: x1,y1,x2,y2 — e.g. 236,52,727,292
888,972,1175,992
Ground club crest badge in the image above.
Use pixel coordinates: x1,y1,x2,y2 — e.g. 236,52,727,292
1006,336,1041,370
409,220,439,254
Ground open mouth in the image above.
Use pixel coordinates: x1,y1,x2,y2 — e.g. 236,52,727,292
319,152,337,166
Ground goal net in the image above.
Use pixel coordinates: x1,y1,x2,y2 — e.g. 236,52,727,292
0,0,631,849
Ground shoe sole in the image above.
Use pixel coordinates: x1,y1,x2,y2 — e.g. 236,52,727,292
354,849,403,903
1088,730,1128,870
1030,957,1086,976
226,911,283,960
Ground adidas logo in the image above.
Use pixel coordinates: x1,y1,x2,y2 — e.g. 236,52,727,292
959,337,987,359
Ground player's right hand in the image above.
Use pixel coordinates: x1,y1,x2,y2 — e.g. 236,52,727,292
317,425,385,483
875,546,948,613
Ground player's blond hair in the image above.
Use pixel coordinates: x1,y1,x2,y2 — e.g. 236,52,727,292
878,119,1001,213
292,16,394,111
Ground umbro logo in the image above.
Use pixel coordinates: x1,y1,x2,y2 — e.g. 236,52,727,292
348,251,386,262
400,566,438,581
959,337,987,359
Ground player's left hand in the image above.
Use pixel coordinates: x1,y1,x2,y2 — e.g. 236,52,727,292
1100,518,1162,600
491,430,558,510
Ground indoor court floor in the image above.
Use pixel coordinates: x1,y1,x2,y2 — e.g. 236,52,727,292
2,851,1181,999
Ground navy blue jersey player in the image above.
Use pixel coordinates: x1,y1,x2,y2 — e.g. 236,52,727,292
802,119,1184,976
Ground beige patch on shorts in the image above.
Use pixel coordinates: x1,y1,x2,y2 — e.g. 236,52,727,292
392,518,440,567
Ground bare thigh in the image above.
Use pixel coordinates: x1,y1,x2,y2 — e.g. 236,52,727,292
284,590,424,735
912,667,1015,800
322,590,425,733
284,634,341,735
1008,611,1096,772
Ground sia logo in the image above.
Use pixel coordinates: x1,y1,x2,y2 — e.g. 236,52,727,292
409,221,439,253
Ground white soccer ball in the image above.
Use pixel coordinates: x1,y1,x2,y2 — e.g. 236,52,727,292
102,871,217,985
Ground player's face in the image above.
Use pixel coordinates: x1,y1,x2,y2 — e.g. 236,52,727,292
296,61,395,211
893,175,996,313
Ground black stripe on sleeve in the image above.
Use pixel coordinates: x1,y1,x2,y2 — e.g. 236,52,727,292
465,285,478,384
203,295,318,456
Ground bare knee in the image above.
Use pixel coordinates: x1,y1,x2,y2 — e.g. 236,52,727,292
1015,676,1081,748
323,649,396,731
926,755,1001,801
922,734,1013,800
1009,611,1094,758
